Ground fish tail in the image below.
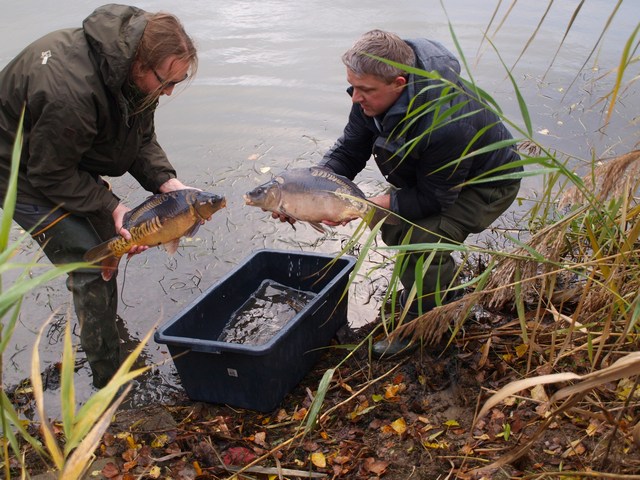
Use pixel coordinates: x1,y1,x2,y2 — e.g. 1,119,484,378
84,242,121,281
84,241,114,263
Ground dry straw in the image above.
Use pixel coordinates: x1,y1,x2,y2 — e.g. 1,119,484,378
392,149,640,348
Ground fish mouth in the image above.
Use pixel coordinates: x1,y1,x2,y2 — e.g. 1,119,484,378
243,194,253,205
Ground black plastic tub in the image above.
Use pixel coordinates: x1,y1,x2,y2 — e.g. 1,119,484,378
154,249,356,412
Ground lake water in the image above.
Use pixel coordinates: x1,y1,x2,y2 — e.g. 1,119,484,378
1,0,638,410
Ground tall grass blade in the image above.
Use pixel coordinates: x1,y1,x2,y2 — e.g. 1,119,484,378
513,269,528,343
476,353,640,426
304,368,335,435
476,0,517,64
61,385,132,480
509,0,554,73
563,0,623,98
60,320,76,440
31,319,65,470
442,2,480,101
0,390,45,457
542,0,585,80
67,326,154,450
0,263,84,319
0,105,24,253
604,22,640,127
483,37,532,136
0,299,22,356
474,0,502,62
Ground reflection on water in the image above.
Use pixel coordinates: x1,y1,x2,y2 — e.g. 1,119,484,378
218,280,316,346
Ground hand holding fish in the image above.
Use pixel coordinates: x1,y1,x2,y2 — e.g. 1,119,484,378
368,194,391,210
86,189,226,281
158,178,193,193
323,192,391,225
159,178,213,223
270,211,296,225
321,218,354,227
112,203,149,258
270,211,352,227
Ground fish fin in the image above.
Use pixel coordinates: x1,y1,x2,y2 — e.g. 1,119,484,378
122,209,133,225
84,241,114,263
164,238,181,255
183,222,202,238
100,256,120,281
369,207,400,228
309,222,328,233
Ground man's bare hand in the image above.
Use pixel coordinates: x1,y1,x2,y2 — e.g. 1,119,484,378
112,203,149,258
269,211,296,225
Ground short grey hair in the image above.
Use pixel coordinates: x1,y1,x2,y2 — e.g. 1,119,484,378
341,30,416,83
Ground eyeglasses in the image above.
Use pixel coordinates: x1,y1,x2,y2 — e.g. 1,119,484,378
152,68,188,88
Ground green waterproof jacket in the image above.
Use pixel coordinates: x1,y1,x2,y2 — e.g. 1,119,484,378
0,4,177,215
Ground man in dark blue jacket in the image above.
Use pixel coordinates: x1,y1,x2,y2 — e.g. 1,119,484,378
321,30,522,357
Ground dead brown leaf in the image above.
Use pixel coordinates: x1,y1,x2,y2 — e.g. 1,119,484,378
101,461,120,479
363,457,389,475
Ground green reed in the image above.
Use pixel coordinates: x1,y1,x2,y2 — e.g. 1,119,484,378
302,2,640,447
0,107,150,479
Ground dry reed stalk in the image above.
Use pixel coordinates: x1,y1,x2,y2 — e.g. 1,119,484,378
392,150,640,347
559,150,640,208
393,217,574,346
398,291,483,345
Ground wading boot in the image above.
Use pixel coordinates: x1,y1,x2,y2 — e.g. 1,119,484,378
371,335,419,359
372,288,464,359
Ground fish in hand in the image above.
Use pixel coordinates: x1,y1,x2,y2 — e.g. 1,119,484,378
244,166,394,233
84,189,226,280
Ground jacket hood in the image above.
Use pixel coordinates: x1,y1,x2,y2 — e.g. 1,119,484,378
403,38,461,105
382,38,462,126
82,4,148,93
405,38,461,82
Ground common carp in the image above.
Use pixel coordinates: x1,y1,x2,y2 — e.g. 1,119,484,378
244,166,393,232
85,189,225,280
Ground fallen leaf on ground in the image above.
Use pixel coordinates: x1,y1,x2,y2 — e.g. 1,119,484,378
390,418,407,435
311,451,326,468
222,446,257,466
101,462,120,478
363,457,389,475
253,431,268,448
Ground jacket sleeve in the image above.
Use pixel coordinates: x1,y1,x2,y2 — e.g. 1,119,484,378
127,114,177,193
320,105,375,181
27,99,120,215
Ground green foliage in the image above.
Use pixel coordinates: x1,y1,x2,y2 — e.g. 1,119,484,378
349,3,640,378
0,106,150,479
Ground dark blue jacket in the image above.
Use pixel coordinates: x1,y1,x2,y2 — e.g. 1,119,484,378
322,38,522,220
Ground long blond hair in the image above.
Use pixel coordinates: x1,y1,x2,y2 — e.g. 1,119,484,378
133,12,198,112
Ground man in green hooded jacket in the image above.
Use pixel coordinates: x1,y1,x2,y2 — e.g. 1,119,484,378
0,4,201,387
